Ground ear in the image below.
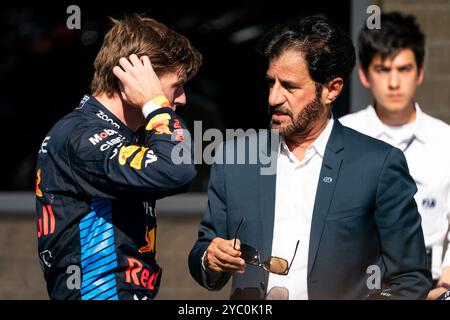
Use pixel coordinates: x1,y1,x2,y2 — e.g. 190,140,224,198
416,64,425,86
322,77,344,105
358,67,371,89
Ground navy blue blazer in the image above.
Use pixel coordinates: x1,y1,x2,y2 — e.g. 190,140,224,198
189,120,432,299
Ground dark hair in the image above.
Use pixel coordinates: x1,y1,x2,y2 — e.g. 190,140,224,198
257,16,356,87
91,14,202,97
358,12,425,71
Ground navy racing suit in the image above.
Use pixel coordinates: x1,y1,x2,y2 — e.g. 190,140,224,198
35,94,196,300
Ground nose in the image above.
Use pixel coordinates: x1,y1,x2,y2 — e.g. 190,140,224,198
268,82,285,107
388,71,400,90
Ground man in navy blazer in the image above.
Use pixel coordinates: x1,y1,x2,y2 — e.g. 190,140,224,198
189,16,432,299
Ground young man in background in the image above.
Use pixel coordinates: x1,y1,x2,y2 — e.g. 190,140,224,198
340,12,450,299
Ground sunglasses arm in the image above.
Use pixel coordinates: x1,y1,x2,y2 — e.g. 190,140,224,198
286,240,300,273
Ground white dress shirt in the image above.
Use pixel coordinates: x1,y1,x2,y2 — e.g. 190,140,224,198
340,104,450,279
267,118,334,299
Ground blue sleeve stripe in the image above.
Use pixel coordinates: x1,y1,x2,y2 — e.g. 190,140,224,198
81,233,115,253
81,244,116,267
79,209,112,232
79,198,118,300
80,273,115,295
80,224,114,247
81,278,117,299
82,253,117,274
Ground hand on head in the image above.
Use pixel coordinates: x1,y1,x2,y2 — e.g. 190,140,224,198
113,54,166,109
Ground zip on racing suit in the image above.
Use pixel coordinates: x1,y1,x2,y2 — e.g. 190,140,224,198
35,94,196,300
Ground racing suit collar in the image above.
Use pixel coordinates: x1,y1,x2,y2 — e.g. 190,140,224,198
77,94,134,137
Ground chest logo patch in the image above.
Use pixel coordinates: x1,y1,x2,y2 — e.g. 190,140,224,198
323,176,333,183
422,198,436,209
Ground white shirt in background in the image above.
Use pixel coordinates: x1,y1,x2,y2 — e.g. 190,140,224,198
340,103,450,279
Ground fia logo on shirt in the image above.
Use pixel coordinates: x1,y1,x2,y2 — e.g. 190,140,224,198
422,198,436,209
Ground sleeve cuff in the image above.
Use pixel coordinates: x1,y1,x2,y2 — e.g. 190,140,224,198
142,100,162,118
142,96,171,118
201,249,208,271
200,249,226,289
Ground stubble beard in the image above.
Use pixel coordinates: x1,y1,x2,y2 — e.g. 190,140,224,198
270,96,324,137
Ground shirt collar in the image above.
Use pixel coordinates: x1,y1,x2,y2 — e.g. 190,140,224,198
412,103,428,143
311,117,334,158
366,102,426,144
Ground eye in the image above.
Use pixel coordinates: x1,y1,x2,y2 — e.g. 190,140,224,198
281,82,299,92
399,66,413,73
265,78,275,88
375,67,389,73
285,84,297,90
175,85,184,95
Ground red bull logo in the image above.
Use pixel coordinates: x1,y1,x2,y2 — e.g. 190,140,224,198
146,113,172,135
138,226,156,254
125,257,161,290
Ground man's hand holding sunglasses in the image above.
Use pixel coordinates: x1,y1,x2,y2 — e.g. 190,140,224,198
203,237,246,274
202,218,299,276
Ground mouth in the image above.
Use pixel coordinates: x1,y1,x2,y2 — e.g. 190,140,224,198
271,113,291,123
387,94,404,101
271,109,291,117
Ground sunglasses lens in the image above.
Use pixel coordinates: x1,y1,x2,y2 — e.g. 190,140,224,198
266,257,289,275
240,243,259,264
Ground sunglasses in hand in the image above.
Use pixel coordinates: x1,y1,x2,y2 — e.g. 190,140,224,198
233,217,299,275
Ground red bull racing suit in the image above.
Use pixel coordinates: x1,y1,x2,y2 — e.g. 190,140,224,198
35,94,196,300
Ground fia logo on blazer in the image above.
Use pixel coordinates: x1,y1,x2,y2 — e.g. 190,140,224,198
323,176,333,183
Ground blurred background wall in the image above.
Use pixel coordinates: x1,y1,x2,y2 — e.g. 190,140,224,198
0,0,449,299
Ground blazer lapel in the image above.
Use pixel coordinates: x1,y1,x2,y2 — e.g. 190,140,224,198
257,131,278,261
307,120,345,278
